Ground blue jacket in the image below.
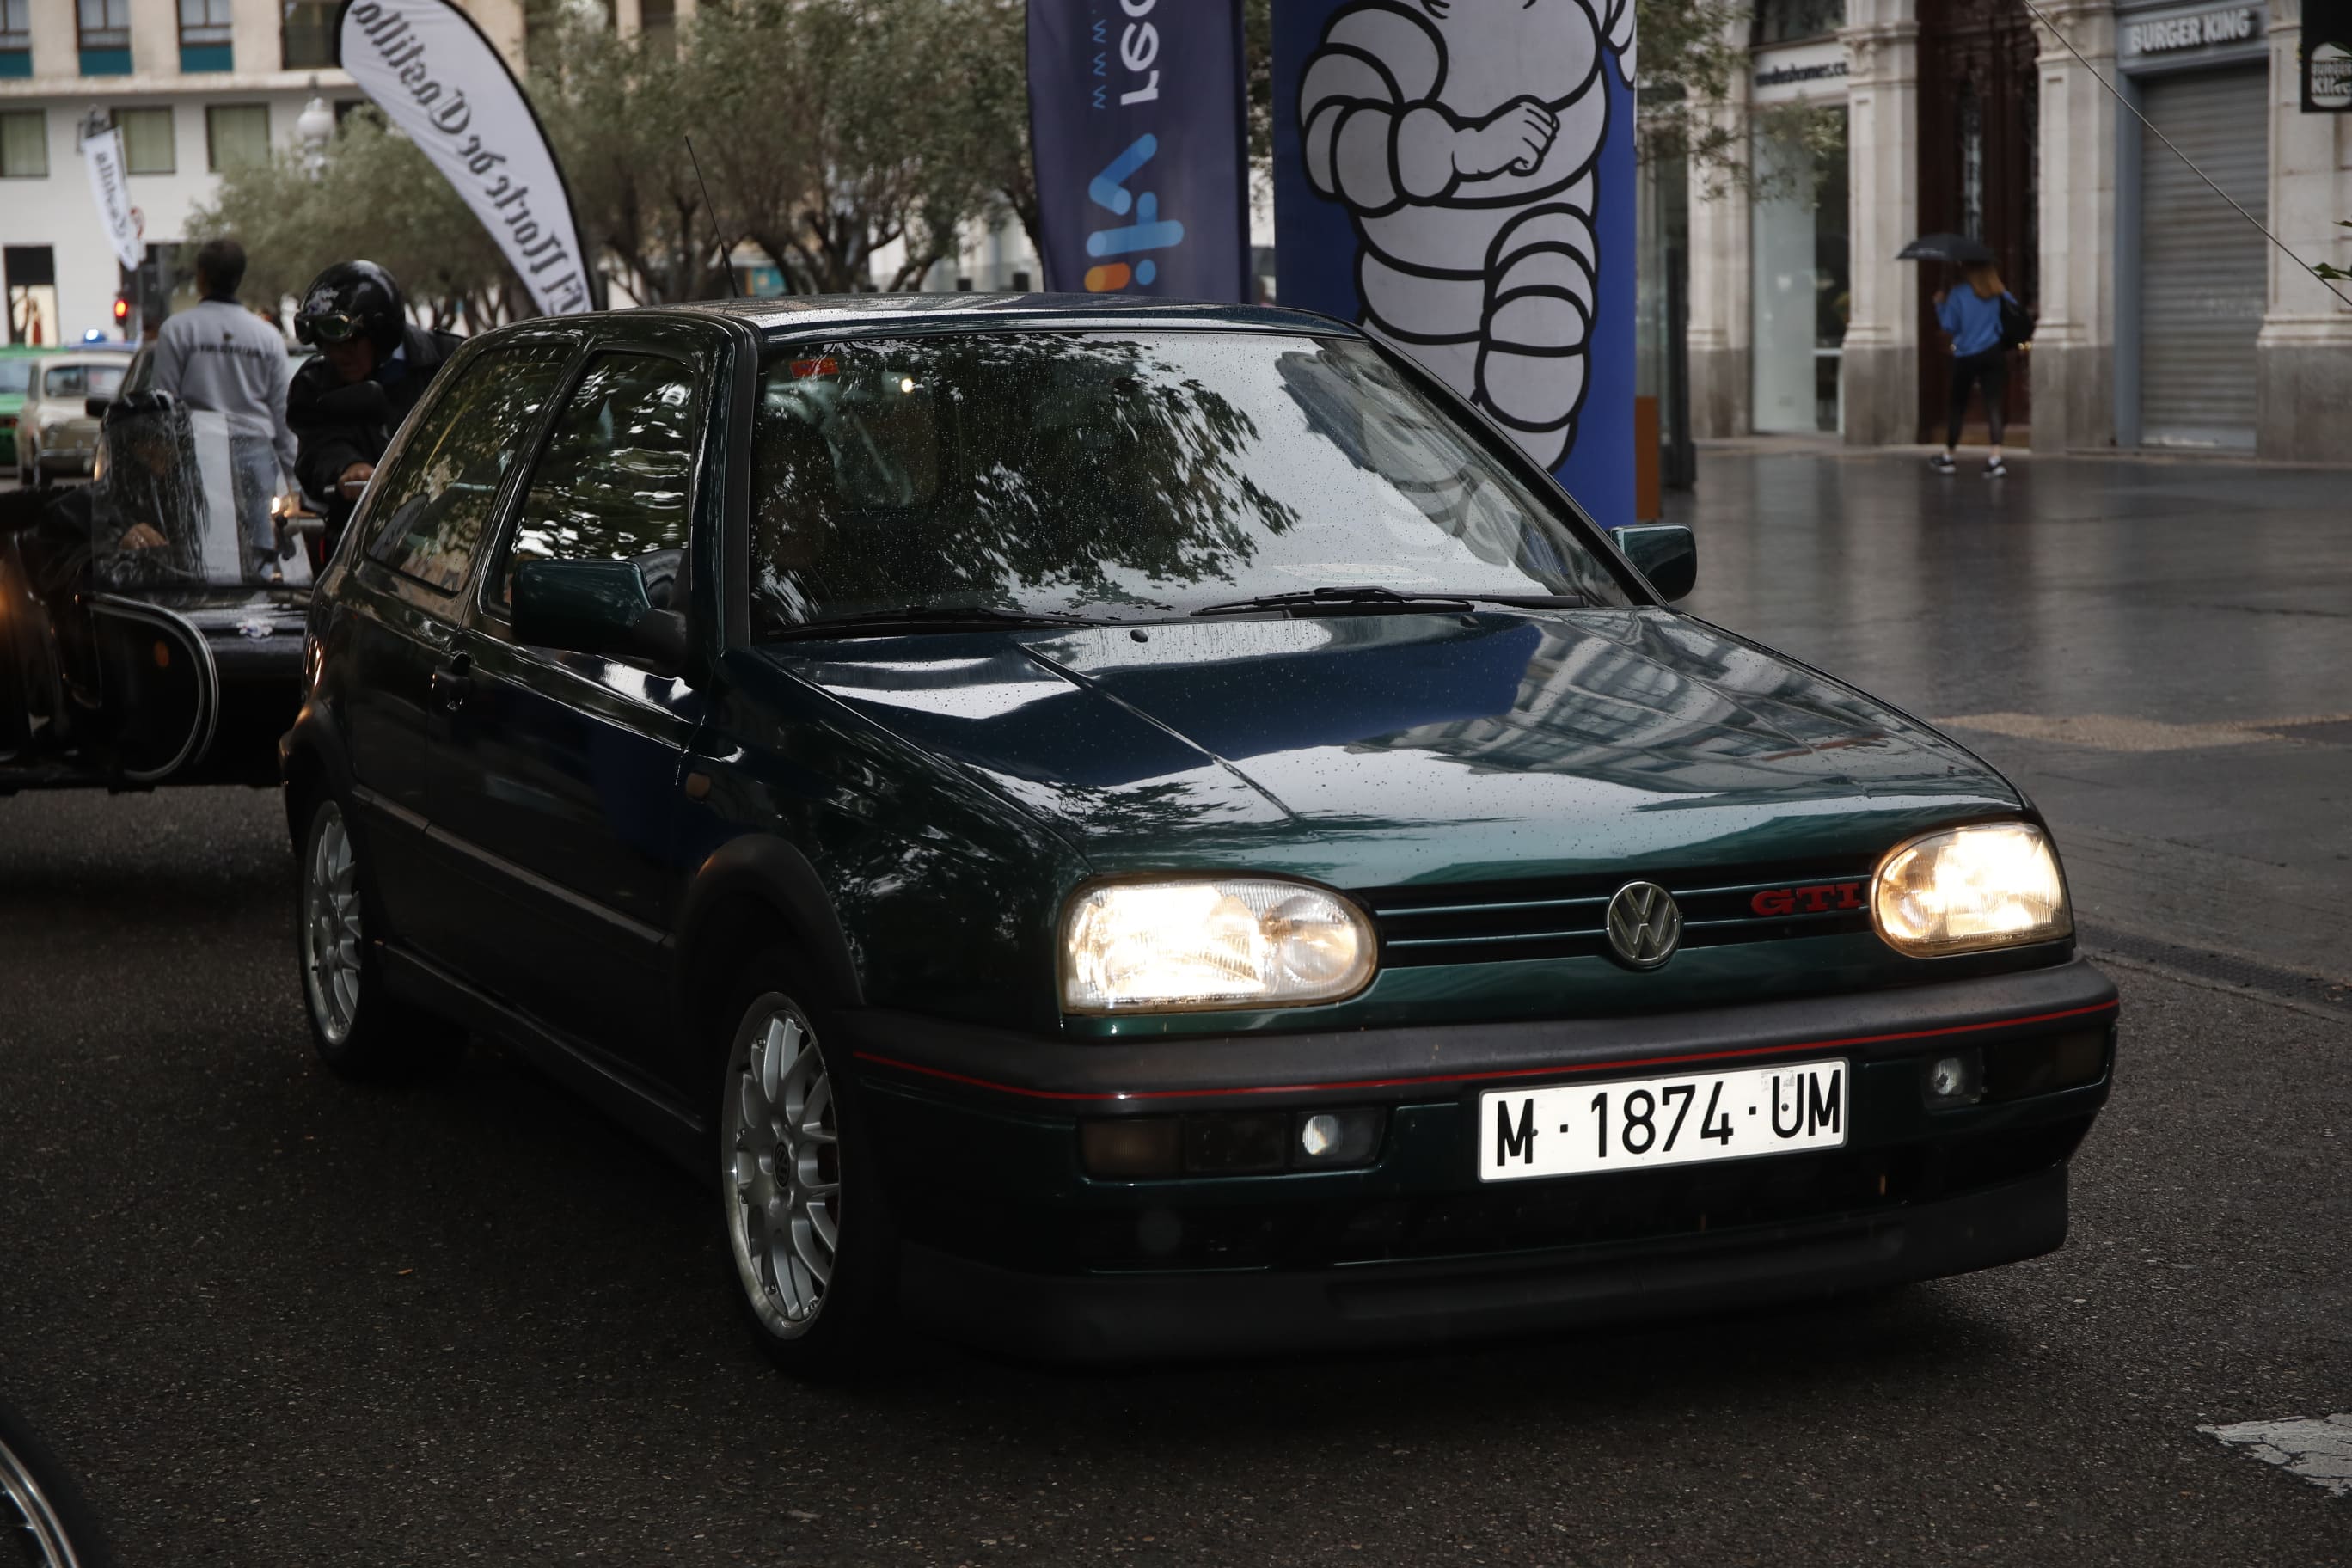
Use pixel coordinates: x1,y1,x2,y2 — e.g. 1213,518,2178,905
1938,288,2012,358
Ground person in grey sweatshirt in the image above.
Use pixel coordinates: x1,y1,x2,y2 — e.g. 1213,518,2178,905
152,237,297,579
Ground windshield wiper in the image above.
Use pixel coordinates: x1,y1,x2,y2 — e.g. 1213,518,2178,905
1192,585,1475,617
775,604,1103,640
1190,585,1589,617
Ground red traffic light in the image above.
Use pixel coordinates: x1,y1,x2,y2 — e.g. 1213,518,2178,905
113,296,131,323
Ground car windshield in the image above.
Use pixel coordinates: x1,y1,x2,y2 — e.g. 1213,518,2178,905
0,361,30,395
747,331,1632,634
42,364,124,399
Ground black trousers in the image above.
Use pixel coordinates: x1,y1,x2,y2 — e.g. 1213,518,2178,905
1948,349,2008,448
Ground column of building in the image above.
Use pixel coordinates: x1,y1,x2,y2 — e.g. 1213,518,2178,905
1685,32,1755,438
2030,0,2120,450
1840,0,1922,447
2257,0,2352,460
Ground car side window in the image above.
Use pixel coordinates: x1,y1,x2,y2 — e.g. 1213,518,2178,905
364,340,573,595
498,352,699,609
45,365,84,397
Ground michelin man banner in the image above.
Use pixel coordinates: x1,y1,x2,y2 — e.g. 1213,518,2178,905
335,0,592,315
1273,0,1637,524
1027,0,1250,299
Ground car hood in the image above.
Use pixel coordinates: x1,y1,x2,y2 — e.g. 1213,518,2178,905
775,609,2019,888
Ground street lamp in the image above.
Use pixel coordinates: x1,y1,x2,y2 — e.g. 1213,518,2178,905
297,78,334,179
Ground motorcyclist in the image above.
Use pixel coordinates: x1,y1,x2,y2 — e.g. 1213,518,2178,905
285,260,462,546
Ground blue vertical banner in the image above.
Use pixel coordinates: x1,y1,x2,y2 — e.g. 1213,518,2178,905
1027,0,1250,300
1272,0,1637,525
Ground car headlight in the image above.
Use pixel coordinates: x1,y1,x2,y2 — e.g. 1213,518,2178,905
1871,821,2072,956
1062,878,1377,1014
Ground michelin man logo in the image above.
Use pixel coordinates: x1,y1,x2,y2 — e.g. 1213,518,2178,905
1301,0,1635,469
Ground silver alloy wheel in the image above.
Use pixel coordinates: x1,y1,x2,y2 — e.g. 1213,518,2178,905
724,999,841,1338
0,1430,85,1568
301,802,363,1046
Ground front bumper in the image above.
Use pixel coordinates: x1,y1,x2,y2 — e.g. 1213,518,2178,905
848,954,2116,1358
903,1164,2071,1362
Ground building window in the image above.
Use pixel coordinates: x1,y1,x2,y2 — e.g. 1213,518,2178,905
80,0,132,73
640,0,675,52
116,106,175,175
181,0,234,70
1,108,45,177
0,0,31,79
282,0,338,70
1957,83,1985,240
206,103,271,172
1754,0,1845,46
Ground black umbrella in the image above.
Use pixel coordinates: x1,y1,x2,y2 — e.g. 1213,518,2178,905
1897,233,1995,265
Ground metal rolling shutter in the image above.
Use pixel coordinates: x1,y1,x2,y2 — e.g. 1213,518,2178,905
2138,66,2268,449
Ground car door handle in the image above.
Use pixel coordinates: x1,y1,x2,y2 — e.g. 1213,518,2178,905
430,653,473,712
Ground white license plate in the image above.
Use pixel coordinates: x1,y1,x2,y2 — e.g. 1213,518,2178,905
1478,1058,1848,1182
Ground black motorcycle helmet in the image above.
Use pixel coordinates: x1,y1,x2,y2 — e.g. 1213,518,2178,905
293,260,405,357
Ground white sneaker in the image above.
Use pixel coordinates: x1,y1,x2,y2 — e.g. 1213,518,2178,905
1984,457,2008,478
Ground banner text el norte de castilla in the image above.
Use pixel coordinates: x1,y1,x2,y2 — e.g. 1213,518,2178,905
336,0,591,315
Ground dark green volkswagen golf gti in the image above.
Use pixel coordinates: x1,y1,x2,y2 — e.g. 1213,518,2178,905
285,296,2117,1372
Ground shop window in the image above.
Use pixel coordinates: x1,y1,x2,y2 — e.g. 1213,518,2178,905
206,103,270,173
5,245,59,346
79,0,132,74
1750,109,1851,435
1754,0,1845,46
0,108,43,177
181,0,233,70
283,0,338,69
0,0,30,78
115,106,175,175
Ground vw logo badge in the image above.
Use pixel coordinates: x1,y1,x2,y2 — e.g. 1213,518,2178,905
1605,881,1682,970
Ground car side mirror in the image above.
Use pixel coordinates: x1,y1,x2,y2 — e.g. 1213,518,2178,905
511,560,689,672
1614,524,1698,603
84,396,113,419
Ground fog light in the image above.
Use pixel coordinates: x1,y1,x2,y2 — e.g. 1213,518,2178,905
1300,1113,1340,1157
1290,1106,1384,1168
1923,1049,1986,1107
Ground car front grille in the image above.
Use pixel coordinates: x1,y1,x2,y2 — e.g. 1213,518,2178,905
1364,861,1877,967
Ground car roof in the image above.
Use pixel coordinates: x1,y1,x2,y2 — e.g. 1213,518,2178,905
658,291,1360,344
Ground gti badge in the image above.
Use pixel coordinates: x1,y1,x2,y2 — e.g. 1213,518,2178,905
1605,881,1682,970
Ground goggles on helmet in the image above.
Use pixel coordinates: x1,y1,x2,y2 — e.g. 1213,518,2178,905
296,310,364,346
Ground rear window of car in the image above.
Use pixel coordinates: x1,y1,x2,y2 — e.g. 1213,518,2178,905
0,361,30,395
364,340,573,595
744,331,1632,635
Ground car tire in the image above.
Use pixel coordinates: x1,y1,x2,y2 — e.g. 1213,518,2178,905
0,1395,115,1568
295,793,457,1081
716,948,896,1380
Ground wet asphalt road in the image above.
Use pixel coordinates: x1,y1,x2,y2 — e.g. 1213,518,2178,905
2,448,2348,1565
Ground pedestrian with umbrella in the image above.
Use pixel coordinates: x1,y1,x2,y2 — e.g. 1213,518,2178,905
1900,234,2026,478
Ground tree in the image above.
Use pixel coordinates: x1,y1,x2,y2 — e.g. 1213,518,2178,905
187,111,526,328
527,21,736,307
686,0,1026,294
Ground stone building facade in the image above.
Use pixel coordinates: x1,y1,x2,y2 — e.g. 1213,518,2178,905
1686,0,2352,462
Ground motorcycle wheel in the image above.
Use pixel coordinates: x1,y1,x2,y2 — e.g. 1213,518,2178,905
0,1396,113,1568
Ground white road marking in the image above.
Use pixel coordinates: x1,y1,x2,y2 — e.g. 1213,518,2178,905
1935,711,2352,752
2199,1414,2352,1498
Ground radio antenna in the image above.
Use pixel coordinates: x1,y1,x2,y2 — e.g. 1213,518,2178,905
684,137,739,300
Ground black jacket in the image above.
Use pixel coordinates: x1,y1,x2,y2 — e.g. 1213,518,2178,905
287,322,464,534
